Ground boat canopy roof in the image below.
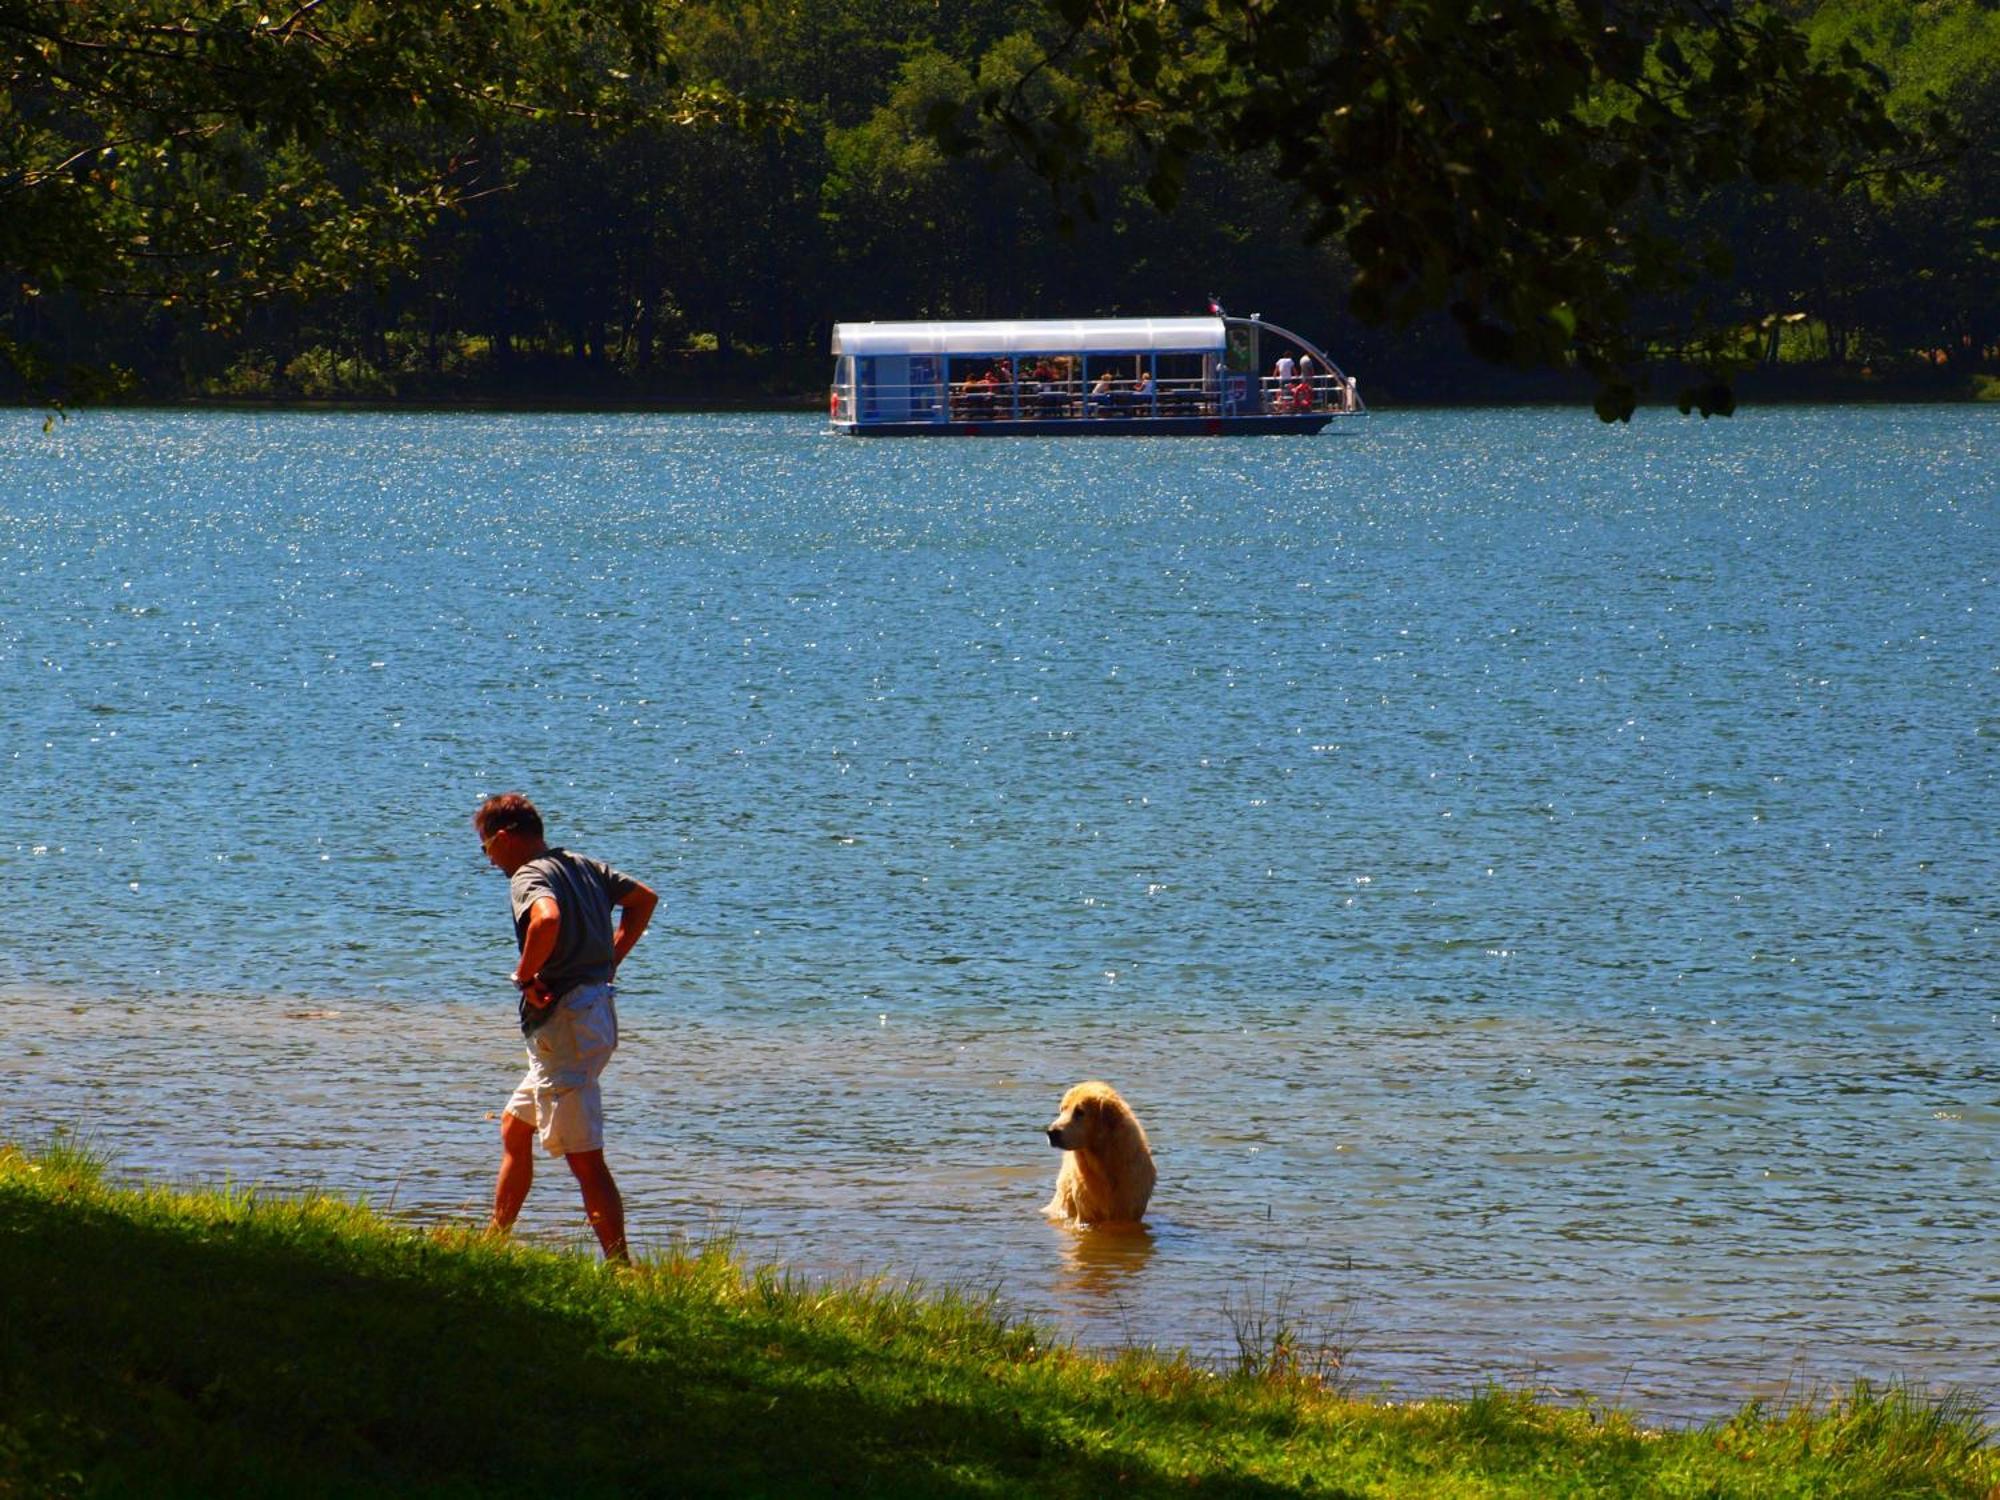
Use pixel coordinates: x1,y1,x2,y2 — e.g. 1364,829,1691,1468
832,317,1226,358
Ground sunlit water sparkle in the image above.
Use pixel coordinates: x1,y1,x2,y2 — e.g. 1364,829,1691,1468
3,406,1994,1422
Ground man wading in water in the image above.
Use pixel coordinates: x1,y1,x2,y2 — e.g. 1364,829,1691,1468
475,793,657,1261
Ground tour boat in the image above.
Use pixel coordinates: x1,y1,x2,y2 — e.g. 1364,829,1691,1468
828,306,1363,437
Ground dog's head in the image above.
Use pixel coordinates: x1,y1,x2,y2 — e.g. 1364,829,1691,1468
1046,1080,1126,1152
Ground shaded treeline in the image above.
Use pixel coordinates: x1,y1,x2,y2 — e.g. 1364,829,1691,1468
4,0,1994,408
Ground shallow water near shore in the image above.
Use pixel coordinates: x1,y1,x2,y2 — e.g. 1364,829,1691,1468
3,406,1995,1422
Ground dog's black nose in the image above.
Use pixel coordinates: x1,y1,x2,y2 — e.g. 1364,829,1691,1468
1046,1127,1062,1146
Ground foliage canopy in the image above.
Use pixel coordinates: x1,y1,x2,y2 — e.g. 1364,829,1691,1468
0,0,759,396
967,0,1948,417
1,0,1993,412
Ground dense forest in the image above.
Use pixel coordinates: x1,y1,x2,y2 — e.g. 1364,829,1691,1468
3,0,1995,410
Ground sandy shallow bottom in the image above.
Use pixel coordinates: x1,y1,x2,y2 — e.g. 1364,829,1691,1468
10,988,1994,1426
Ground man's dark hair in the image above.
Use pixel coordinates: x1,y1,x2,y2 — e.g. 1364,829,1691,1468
474,792,544,841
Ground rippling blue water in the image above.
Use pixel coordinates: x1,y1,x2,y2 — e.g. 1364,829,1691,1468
4,406,1995,1420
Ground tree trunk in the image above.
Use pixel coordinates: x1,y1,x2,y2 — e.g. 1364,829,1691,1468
631,297,655,373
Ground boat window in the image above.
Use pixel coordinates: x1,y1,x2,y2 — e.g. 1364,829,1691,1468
910,355,940,420
1226,323,1258,373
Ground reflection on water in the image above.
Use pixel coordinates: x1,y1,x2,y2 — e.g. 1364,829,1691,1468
1052,1221,1157,1308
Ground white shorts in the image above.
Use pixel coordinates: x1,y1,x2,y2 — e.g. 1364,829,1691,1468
504,982,618,1156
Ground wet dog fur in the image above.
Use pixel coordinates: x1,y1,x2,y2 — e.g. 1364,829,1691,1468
1043,1080,1155,1225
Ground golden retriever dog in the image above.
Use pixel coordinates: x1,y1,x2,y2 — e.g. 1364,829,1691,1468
1043,1080,1155,1226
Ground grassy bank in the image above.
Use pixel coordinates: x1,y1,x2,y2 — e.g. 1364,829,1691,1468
3,1141,1991,1498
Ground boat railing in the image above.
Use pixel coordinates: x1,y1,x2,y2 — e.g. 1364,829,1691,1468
949,375,1220,420
1257,373,1362,414
837,373,1365,424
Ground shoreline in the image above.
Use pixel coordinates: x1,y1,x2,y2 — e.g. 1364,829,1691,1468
8,985,1994,1429
4,1136,1994,1495
10,365,1995,418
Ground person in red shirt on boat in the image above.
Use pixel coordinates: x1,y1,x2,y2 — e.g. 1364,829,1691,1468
959,364,998,418
1029,358,1063,415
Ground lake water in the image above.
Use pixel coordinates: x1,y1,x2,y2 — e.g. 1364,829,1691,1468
3,406,1994,1423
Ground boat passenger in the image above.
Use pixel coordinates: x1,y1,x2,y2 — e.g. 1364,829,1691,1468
1088,369,1116,415
1031,359,1064,415
970,365,1002,417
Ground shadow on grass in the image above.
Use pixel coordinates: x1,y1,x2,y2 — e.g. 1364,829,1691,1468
0,1185,1316,1498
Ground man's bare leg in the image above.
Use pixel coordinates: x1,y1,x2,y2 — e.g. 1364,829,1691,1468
565,1149,627,1261
490,1112,537,1234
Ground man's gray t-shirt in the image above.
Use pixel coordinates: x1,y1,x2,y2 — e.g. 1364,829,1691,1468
509,848,638,1003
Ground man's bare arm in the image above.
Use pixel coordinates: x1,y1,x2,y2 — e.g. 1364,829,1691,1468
612,882,658,972
513,895,561,1005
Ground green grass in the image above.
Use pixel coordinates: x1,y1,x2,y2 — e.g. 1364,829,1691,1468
2,1139,1992,1498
